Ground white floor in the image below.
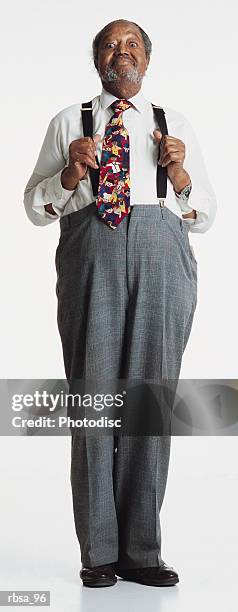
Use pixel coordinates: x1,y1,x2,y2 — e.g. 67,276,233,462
0,436,237,612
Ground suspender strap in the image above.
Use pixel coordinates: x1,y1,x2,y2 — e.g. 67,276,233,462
81,101,100,197
81,100,168,199
151,105,168,199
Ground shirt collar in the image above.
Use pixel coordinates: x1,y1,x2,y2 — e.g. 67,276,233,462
100,86,148,114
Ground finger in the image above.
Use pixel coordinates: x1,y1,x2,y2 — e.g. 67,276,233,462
81,137,97,153
75,153,99,168
81,136,100,157
76,141,98,158
92,134,102,158
162,145,183,154
159,146,182,164
158,134,169,151
159,137,184,157
87,138,97,154
160,153,184,167
162,136,183,145
74,141,95,158
79,136,95,146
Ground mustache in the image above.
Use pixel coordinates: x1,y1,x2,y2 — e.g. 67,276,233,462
110,56,135,67
111,55,135,64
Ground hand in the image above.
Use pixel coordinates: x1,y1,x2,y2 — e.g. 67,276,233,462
61,134,101,189
153,129,189,191
182,209,197,219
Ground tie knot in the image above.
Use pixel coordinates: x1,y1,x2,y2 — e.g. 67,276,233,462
111,99,133,114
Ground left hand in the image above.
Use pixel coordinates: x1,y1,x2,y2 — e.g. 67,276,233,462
153,129,187,188
153,129,196,219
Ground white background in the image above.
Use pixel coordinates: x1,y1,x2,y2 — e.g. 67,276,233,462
0,1,238,610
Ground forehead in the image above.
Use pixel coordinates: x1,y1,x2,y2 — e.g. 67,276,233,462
101,23,143,43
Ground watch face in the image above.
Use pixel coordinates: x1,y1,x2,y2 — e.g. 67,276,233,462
181,184,192,198
175,183,192,199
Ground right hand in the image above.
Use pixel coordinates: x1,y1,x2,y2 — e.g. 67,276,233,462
67,134,101,182
45,134,102,211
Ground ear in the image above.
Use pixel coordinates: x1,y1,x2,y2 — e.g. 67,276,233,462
145,56,150,70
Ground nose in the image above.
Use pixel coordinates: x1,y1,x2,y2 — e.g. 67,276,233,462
114,41,130,57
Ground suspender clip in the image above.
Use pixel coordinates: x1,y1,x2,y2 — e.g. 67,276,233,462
159,199,165,208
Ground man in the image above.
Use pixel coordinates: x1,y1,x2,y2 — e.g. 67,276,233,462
24,19,217,588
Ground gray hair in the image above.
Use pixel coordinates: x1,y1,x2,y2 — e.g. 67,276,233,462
92,19,152,70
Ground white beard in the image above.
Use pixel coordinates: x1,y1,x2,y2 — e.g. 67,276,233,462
100,63,143,84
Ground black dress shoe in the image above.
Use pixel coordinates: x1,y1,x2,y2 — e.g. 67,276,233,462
116,562,179,586
80,564,117,588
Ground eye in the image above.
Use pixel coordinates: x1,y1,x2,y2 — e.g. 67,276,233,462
104,40,139,49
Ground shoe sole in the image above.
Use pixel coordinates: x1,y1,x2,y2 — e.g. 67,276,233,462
82,579,117,588
118,575,179,587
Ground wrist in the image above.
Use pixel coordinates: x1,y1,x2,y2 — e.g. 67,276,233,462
172,170,191,194
61,166,80,191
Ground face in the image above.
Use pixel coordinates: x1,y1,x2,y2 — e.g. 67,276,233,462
96,21,150,86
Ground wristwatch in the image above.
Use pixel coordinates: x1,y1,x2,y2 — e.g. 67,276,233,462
174,182,192,200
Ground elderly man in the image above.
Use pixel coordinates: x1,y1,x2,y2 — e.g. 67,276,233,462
24,19,217,588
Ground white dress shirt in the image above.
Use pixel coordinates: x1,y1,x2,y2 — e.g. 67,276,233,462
24,87,217,233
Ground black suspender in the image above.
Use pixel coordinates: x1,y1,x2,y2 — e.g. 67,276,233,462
81,99,168,199
81,101,100,197
151,105,168,200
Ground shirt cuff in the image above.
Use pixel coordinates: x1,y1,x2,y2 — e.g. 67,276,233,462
175,181,216,232
45,169,75,210
176,197,196,214
174,182,194,213
32,169,75,215
175,184,197,226
181,217,196,224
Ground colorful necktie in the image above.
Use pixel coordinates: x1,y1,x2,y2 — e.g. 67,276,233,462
96,99,133,229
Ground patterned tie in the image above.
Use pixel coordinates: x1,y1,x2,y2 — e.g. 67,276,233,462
96,99,133,229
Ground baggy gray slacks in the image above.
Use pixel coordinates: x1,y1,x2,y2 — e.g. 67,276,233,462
55,202,198,568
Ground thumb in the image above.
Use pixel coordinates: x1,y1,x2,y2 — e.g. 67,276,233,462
93,133,102,145
153,129,162,141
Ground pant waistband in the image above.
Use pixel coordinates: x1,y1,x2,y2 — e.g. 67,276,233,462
60,201,185,231
60,201,96,230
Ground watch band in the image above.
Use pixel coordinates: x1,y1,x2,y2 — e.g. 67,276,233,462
175,182,192,200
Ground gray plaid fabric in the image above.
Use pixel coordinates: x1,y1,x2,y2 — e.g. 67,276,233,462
55,202,197,568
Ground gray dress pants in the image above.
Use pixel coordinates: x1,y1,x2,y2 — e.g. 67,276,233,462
55,202,198,568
